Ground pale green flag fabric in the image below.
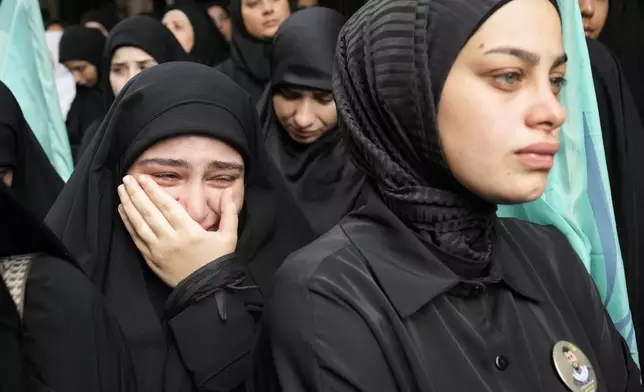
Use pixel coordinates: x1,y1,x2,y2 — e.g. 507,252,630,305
498,0,638,363
0,0,73,180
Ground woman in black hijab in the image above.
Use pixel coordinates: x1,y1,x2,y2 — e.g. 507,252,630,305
163,0,229,66
46,62,314,392
251,0,642,390
60,25,106,162
202,0,233,41
80,8,119,37
597,1,644,124
78,15,189,158
0,81,63,221
0,183,136,391
217,0,295,105
258,7,363,236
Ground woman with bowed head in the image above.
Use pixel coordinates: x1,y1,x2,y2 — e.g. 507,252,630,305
251,0,643,391
46,62,315,392
258,7,364,236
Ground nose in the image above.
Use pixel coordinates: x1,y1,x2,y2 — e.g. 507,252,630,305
128,67,142,83
293,99,315,130
178,184,211,229
261,0,275,15
525,85,567,134
579,0,595,18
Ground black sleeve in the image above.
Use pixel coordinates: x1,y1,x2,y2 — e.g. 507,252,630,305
164,254,261,392
251,259,399,392
23,256,137,392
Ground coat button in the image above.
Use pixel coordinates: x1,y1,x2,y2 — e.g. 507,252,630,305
473,283,486,296
495,355,510,371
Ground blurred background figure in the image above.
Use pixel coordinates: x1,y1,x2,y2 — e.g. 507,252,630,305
201,0,232,40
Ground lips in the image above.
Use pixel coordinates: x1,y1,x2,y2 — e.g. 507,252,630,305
516,142,559,170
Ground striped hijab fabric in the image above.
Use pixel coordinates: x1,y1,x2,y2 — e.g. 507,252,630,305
332,0,516,262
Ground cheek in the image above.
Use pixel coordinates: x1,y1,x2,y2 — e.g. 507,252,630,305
273,97,295,121
319,102,338,128
242,10,260,35
109,74,126,95
276,1,291,21
232,181,245,213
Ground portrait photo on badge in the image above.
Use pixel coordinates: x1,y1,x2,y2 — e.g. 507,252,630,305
552,341,598,392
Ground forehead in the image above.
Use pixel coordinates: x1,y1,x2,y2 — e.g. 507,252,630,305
65,60,91,68
137,135,243,164
462,0,563,56
163,10,191,24
111,46,155,62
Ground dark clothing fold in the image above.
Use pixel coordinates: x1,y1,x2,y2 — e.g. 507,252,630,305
0,81,64,221
598,1,644,126
587,38,644,350
46,62,314,392
0,184,136,392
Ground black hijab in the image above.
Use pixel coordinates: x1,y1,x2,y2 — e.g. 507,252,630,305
333,0,558,264
598,0,644,125
0,81,64,222
46,62,314,391
217,0,296,105
101,16,189,113
167,0,230,66
77,16,189,160
259,7,363,236
80,9,119,33
60,26,106,162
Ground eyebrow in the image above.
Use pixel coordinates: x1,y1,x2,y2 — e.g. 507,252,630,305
111,60,156,67
484,46,568,68
136,158,244,171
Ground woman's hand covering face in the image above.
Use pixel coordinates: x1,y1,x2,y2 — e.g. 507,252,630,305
117,174,239,288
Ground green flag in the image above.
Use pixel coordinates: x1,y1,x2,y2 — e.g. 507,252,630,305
0,0,73,180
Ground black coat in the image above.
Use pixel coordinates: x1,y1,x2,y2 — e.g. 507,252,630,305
252,186,642,391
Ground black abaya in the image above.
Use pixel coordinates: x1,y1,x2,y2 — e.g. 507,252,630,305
587,37,644,351
217,0,296,105
0,184,136,392
46,62,315,392
0,81,64,221
167,0,230,66
259,8,363,236
59,26,106,162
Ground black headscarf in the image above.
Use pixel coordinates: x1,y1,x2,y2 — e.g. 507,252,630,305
80,9,119,32
46,62,314,391
77,16,190,160
598,1,644,125
259,7,362,236
0,81,64,222
167,0,230,66
60,26,106,162
217,0,296,105
101,16,189,113
333,0,558,263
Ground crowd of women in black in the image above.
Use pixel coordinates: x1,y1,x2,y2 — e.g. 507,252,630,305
2,0,644,390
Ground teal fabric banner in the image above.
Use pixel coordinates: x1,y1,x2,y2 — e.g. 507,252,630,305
497,0,638,363
0,0,73,180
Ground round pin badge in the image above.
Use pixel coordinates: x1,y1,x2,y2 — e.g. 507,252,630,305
552,341,597,392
